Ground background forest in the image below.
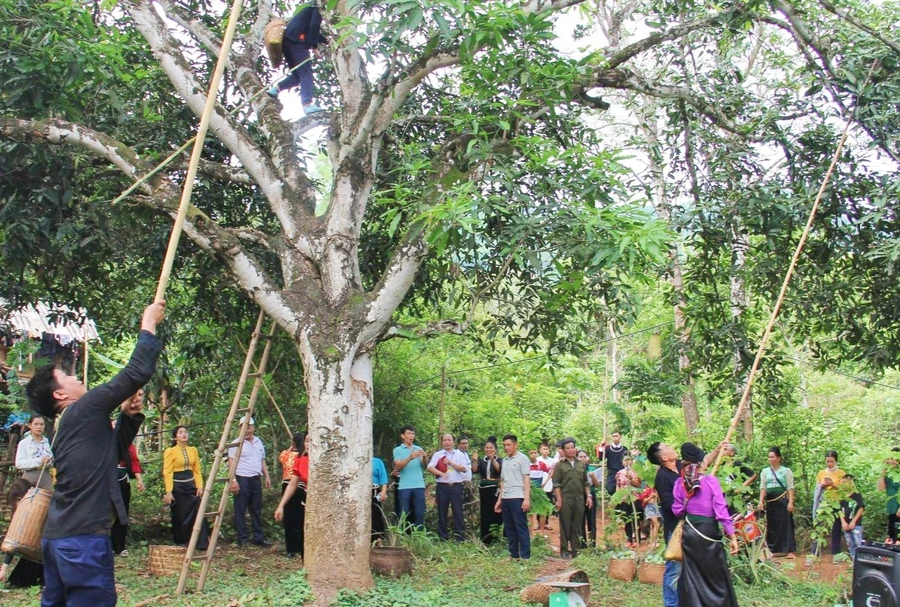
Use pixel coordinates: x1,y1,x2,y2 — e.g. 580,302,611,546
3,0,900,603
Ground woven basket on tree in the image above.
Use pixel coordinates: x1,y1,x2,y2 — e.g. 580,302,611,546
519,569,591,605
637,561,665,585
148,545,187,576
608,556,636,581
0,487,53,563
263,19,286,68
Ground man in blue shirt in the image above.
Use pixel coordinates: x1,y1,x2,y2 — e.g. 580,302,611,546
392,426,427,529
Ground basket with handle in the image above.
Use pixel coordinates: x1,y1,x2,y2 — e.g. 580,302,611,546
263,19,286,68
519,569,591,605
0,487,53,563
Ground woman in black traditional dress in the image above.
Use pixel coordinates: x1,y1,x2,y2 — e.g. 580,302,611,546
163,425,210,549
758,446,797,557
672,443,739,607
0,479,44,588
473,436,503,544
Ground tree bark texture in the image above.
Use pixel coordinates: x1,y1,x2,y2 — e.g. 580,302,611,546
301,346,376,602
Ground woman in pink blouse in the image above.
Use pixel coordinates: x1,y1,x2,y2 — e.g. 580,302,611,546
672,442,739,607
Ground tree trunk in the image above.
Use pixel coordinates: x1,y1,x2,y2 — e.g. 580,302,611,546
607,319,618,403
730,222,753,442
302,344,375,605
638,110,700,433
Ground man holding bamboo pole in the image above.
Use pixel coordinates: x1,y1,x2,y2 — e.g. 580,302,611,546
26,302,165,607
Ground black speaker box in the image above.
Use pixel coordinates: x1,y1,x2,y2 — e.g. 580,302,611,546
854,542,900,607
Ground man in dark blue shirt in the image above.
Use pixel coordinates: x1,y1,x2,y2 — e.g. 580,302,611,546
26,302,165,607
267,3,328,114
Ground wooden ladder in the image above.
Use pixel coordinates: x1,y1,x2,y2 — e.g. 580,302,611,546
176,310,277,594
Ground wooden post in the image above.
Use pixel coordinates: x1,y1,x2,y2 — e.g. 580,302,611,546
159,388,168,453
438,364,446,441
600,413,608,532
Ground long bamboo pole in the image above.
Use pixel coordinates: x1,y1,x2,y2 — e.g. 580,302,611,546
153,0,248,302
600,412,608,532
712,61,879,475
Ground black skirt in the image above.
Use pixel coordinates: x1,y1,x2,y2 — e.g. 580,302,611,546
8,557,43,588
282,481,305,557
765,493,796,554
678,516,738,607
171,471,210,550
479,483,503,544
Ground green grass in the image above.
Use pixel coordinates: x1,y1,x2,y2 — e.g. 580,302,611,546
1,540,848,606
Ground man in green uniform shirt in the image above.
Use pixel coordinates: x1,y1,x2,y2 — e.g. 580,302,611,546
553,437,593,559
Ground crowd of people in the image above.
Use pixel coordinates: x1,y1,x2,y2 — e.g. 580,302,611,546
1,302,898,607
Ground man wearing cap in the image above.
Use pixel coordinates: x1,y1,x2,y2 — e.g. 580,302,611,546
228,417,272,547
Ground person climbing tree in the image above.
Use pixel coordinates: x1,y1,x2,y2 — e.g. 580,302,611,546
267,2,328,115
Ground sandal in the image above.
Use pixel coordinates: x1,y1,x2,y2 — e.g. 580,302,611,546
787,553,796,559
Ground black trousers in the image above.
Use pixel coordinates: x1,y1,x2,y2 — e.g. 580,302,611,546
583,487,597,547
281,481,305,557
234,475,265,543
111,477,131,554
617,501,642,543
888,513,899,542
436,483,465,541
765,493,796,554
372,491,386,543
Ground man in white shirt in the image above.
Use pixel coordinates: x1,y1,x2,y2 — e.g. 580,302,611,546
427,433,471,541
228,416,272,547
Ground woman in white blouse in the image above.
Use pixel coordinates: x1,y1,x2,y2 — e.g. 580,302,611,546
15,415,53,490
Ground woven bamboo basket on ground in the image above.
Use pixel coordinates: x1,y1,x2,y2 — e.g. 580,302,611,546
148,545,187,576
608,556,636,581
637,561,665,585
519,569,591,605
263,19,286,68
0,487,53,563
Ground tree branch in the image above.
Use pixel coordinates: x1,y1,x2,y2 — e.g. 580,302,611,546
382,319,468,341
0,116,300,334
123,0,313,240
0,117,149,184
588,68,753,136
358,229,429,349
818,0,900,56
377,0,591,134
191,159,252,185
226,226,275,251
157,0,223,57
606,6,746,69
